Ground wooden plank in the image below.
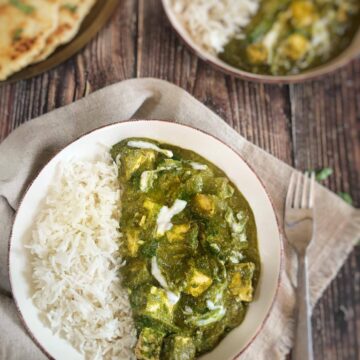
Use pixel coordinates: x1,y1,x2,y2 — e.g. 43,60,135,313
0,0,137,142
311,247,360,360
290,59,360,360
290,60,360,206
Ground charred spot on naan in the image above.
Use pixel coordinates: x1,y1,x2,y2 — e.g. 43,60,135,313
32,0,96,63
44,23,72,48
0,0,60,80
11,37,39,59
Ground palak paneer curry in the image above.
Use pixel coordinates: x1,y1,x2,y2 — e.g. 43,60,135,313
219,0,360,75
110,138,260,360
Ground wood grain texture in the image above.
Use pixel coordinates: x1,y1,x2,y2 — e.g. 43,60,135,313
0,0,359,359
289,61,360,360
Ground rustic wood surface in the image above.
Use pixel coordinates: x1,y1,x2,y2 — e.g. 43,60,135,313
0,1,359,359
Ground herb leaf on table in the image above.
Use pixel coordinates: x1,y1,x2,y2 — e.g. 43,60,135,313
315,168,333,181
338,192,353,206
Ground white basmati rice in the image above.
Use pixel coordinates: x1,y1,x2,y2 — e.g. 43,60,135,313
28,150,136,360
171,0,260,54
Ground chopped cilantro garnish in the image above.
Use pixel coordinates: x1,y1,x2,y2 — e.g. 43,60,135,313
10,0,35,14
62,3,78,13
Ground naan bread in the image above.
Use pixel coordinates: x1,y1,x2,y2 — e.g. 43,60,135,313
0,0,60,80
33,0,96,62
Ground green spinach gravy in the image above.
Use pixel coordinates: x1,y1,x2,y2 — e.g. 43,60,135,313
219,0,360,76
110,138,260,360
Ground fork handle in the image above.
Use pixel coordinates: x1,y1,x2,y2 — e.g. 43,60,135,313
293,255,314,360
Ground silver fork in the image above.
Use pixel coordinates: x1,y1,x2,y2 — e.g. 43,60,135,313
285,171,315,360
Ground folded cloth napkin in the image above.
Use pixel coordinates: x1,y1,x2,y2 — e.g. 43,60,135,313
0,78,359,360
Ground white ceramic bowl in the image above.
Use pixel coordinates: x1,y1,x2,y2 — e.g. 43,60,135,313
9,120,282,360
162,0,360,83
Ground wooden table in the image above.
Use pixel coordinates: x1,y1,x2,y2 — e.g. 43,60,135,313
0,1,359,359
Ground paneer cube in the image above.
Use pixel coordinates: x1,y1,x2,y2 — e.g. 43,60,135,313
193,320,226,353
213,177,234,199
246,43,268,65
184,174,204,195
166,223,191,242
122,259,152,289
291,1,317,28
184,268,213,297
184,283,226,328
144,199,161,218
135,327,165,360
121,149,156,180
228,262,255,302
283,34,310,61
141,287,175,329
166,223,198,251
125,229,140,257
142,199,161,231
162,335,196,360
193,194,215,217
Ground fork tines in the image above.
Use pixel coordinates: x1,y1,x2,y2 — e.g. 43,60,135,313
286,171,315,209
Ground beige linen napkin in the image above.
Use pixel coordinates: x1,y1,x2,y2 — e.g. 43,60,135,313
0,78,359,360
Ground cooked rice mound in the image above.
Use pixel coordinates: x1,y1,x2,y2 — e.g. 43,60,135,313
171,0,260,54
28,150,136,360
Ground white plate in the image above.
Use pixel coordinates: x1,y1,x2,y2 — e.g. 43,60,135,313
9,120,282,360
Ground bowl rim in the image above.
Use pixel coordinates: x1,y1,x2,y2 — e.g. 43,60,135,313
161,0,360,84
8,119,284,360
